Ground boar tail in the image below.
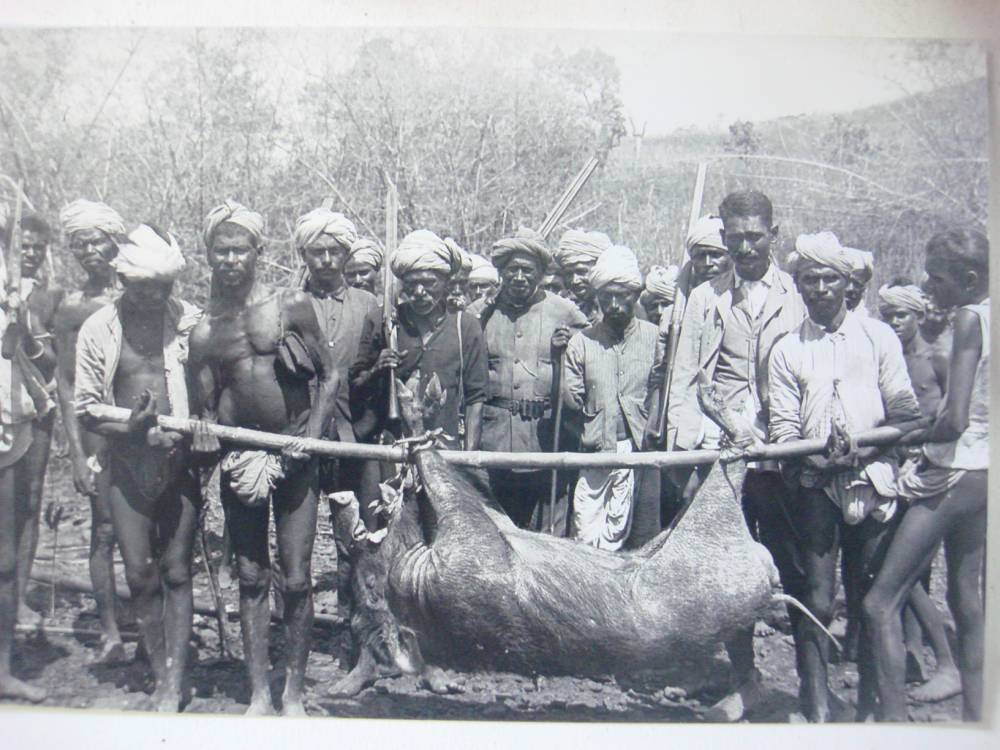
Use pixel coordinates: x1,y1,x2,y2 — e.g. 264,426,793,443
771,593,843,654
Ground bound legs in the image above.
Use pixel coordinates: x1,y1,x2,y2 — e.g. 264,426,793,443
108,461,200,712
863,471,986,721
227,460,318,716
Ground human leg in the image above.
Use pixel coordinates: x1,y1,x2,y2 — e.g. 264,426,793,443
224,480,274,715
0,463,45,702
88,466,125,662
273,461,319,716
907,564,961,702
14,413,53,624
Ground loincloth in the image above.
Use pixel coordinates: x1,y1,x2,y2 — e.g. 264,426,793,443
896,457,968,502
221,449,286,507
108,444,189,502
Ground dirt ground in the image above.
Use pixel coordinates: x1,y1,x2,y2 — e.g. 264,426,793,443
4,452,966,723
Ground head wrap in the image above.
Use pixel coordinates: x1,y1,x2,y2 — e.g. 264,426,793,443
787,232,853,278
685,215,726,253
111,224,186,282
59,199,126,238
877,284,926,314
555,229,612,267
203,200,265,249
390,229,463,278
293,208,357,251
346,238,383,270
444,238,471,273
468,254,499,284
588,245,643,292
643,264,680,304
491,227,552,270
846,246,875,279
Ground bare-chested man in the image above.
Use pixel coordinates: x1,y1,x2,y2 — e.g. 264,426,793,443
0,211,60,703
188,201,337,716
52,200,126,662
75,224,202,712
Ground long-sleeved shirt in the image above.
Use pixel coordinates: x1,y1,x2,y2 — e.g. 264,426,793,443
768,311,921,446
470,290,587,453
351,304,488,439
563,317,659,452
299,277,378,442
74,298,203,421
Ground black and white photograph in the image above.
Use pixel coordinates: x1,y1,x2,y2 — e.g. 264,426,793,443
0,0,994,741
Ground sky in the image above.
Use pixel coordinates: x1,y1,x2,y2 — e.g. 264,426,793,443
7,27,986,136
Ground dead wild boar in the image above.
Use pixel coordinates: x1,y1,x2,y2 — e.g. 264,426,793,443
329,372,784,696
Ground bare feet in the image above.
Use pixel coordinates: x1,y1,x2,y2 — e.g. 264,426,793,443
16,604,42,627
280,697,308,717
703,669,763,722
753,620,775,637
910,666,962,703
419,667,463,695
245,695,277,716
151,687,182,713
92,638,128,665
0,674,47,703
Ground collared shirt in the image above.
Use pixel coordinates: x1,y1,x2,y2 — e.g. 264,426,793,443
768,311,921,445
75,297,203,421
472,290,587,453
300,276,378,442
735,262,776,320
563,317,659,452
351,304,488,439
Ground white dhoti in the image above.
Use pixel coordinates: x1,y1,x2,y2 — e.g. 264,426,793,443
221,450,285,507
572,440,636,551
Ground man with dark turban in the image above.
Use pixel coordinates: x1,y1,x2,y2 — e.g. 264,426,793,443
351,229,487,450
51,199,126,662
344,238,383,296
554,229,612,324
562,245,660,551
464,228,586,532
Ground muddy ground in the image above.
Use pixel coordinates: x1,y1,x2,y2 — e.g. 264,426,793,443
4,452,965,723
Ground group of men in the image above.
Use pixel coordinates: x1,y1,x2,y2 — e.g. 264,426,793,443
0,188,988,724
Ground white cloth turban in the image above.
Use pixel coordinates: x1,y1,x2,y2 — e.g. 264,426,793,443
685,215,726,253
390,229,463,278
878,284,926,314
491,227,552,270
347,238,383,270
444,238,471,273
555,229,612,267
111,224,185,282
846,246,875,278
59,200,126,238
787,231,853,278
644,264,680,303
203,200,265,248
468,254,499,284
588,245,643,292
293,208,358,251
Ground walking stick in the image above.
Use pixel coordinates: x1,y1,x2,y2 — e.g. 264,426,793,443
197,511,232,661
43,502,64,619
547,352,565,535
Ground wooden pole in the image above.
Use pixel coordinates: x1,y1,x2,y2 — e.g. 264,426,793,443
92,407,929,471
384,182,400,422
546,352,564,535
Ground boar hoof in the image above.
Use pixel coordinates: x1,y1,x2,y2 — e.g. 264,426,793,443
420,667,464,695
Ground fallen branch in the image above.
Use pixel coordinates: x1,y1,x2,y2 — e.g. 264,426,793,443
92,406,930,470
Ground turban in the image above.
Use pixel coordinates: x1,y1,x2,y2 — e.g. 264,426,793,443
644,264,680,304
878,284,926,314
588,245,643,292
347,238,383,270
685,215,726,253
390,229,463,278
203,200,265,248
111,224,186,282
444,238,471,273
468,254,499,284
293,208,357,251
846,247,875,278
787,231,853,277
555,229,612,267
491,227,552,270
59,200,126,238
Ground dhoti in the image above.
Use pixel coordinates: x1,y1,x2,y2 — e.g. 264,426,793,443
572,439,636,551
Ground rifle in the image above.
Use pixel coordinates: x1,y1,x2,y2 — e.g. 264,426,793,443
383,182,400,422
650,162,707,448
2,179,24,360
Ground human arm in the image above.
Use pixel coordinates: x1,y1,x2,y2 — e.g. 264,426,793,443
561,332,586,414
53,309,95,495
288,291,339,448
461,314,488,451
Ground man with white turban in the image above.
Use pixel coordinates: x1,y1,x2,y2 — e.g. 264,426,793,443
467,228,586,532
467,254,499,302
344,238,383,296
667,190,807,723
74,222,204,712
187,201,337,715
639,264,680,326
443,237,472,313
352,229,487,451
563,244,660,551
0,210,62,702
47,201,129,661
555,229,613,324
768,230,922,722
844,246,875,316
